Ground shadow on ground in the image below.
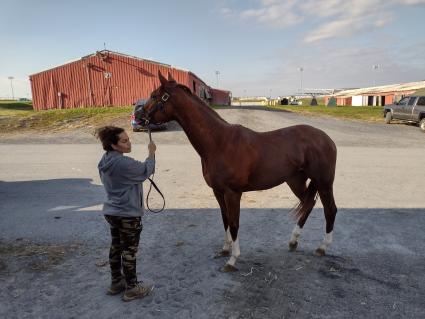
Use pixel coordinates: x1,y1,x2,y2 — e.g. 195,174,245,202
0,178,105,242
0,180,424,319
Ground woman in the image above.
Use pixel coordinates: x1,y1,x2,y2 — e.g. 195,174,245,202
97,126,156,302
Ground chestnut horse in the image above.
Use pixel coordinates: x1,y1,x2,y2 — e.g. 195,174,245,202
137,72,337,272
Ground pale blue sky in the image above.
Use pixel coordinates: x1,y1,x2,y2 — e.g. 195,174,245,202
1,0,425,98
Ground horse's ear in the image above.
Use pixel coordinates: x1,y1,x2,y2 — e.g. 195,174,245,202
158,71,167,86
168,72,176,83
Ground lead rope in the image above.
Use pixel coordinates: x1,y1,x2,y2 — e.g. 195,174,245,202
145,126,165,213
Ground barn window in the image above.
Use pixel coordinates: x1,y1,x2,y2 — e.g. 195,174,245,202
193,81,196,94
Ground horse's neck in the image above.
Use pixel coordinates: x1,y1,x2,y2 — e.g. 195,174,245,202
173,96,228,157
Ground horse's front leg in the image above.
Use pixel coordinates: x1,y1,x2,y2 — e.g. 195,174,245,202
221,191,242,272
213,189,231,258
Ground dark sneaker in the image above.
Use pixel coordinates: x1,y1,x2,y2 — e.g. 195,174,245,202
122,282,154,302
107,279,126,295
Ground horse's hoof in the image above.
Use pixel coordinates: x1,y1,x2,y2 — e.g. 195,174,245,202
315,248,326,256
214,250,230,259
220,264,238,272
288,241,298,252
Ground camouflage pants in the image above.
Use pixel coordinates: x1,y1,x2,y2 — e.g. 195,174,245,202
104,215,142,288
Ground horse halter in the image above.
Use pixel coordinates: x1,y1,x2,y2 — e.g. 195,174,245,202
142,92,170,125
139,91,169,214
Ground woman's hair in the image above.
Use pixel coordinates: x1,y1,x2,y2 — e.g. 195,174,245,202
96,126,125,151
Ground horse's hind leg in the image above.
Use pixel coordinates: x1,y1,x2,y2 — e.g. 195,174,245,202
315,186,337,256
286,173,314,251
213,189,231,258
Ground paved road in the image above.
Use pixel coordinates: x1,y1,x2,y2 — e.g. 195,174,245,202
0,109,424,318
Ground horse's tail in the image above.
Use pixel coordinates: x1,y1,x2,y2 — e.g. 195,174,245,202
291,180,318,220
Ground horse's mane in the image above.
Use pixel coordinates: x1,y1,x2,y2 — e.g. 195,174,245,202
175,84,229,125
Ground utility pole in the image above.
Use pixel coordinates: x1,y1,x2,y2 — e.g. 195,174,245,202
8,76,14,100
372,64,380,87
215,70,220,88
298,67,304,96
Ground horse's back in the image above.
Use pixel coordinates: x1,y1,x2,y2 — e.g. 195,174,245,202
234,123,336,161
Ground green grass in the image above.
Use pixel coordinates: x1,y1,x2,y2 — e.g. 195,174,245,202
216,99,383,122
267,104,384,122
0,101,34,115
0,101,133,132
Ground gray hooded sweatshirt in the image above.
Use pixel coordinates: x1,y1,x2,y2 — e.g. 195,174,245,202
98,151,155,217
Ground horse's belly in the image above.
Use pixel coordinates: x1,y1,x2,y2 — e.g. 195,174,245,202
246,177,287,191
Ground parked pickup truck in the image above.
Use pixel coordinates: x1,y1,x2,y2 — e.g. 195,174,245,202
384,96,425,132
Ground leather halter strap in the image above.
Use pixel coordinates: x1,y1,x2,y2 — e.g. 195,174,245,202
146,92,170,122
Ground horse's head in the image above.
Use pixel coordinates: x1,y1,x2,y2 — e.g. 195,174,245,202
135,71,180,126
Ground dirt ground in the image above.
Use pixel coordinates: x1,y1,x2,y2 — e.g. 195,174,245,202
0,107,424,319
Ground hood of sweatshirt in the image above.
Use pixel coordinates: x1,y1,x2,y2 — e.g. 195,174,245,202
98,151,123,174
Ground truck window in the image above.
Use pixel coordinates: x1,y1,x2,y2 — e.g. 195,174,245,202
408,97,417,105
398,97,408,105
417,97,425,106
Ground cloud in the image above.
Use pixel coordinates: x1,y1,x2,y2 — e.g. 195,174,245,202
302,0,396,43
225,40,425,96
240,1,302,28
222,0,425,42
395,0,425,4
220,7,233,16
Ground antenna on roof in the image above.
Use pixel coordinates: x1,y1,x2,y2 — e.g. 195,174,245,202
103,42,106,51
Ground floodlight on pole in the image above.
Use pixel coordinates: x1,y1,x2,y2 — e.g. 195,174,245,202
372,64,380,87
215,70,220,88
8,76,15,100
298,67,304,96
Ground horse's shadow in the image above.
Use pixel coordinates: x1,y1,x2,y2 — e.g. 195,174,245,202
137,206,424,318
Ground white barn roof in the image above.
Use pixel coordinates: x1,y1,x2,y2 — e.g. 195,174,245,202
334,80,425,97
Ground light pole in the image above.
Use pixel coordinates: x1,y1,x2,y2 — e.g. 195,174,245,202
298,67,303,96
215,70,220,88
372,64,379,87
8,76,15,100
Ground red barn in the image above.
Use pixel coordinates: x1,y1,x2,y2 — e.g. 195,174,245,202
29,50,231,110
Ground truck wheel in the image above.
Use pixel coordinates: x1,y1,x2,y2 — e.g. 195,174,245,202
420,118,425,132
385,112,392,124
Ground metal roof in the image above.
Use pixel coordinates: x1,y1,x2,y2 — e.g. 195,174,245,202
407,87,425,96
29,50,188,77
333,80,425,97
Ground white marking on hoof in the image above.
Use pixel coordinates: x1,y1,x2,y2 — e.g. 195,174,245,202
226,236,240,267
289,225,302,250
317,231,333,254
222,228,232,251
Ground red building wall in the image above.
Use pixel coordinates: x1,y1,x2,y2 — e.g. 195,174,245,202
210,88,231,105
30,51,231,110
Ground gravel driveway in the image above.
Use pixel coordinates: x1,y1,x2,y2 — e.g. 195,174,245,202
0,108,424,319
